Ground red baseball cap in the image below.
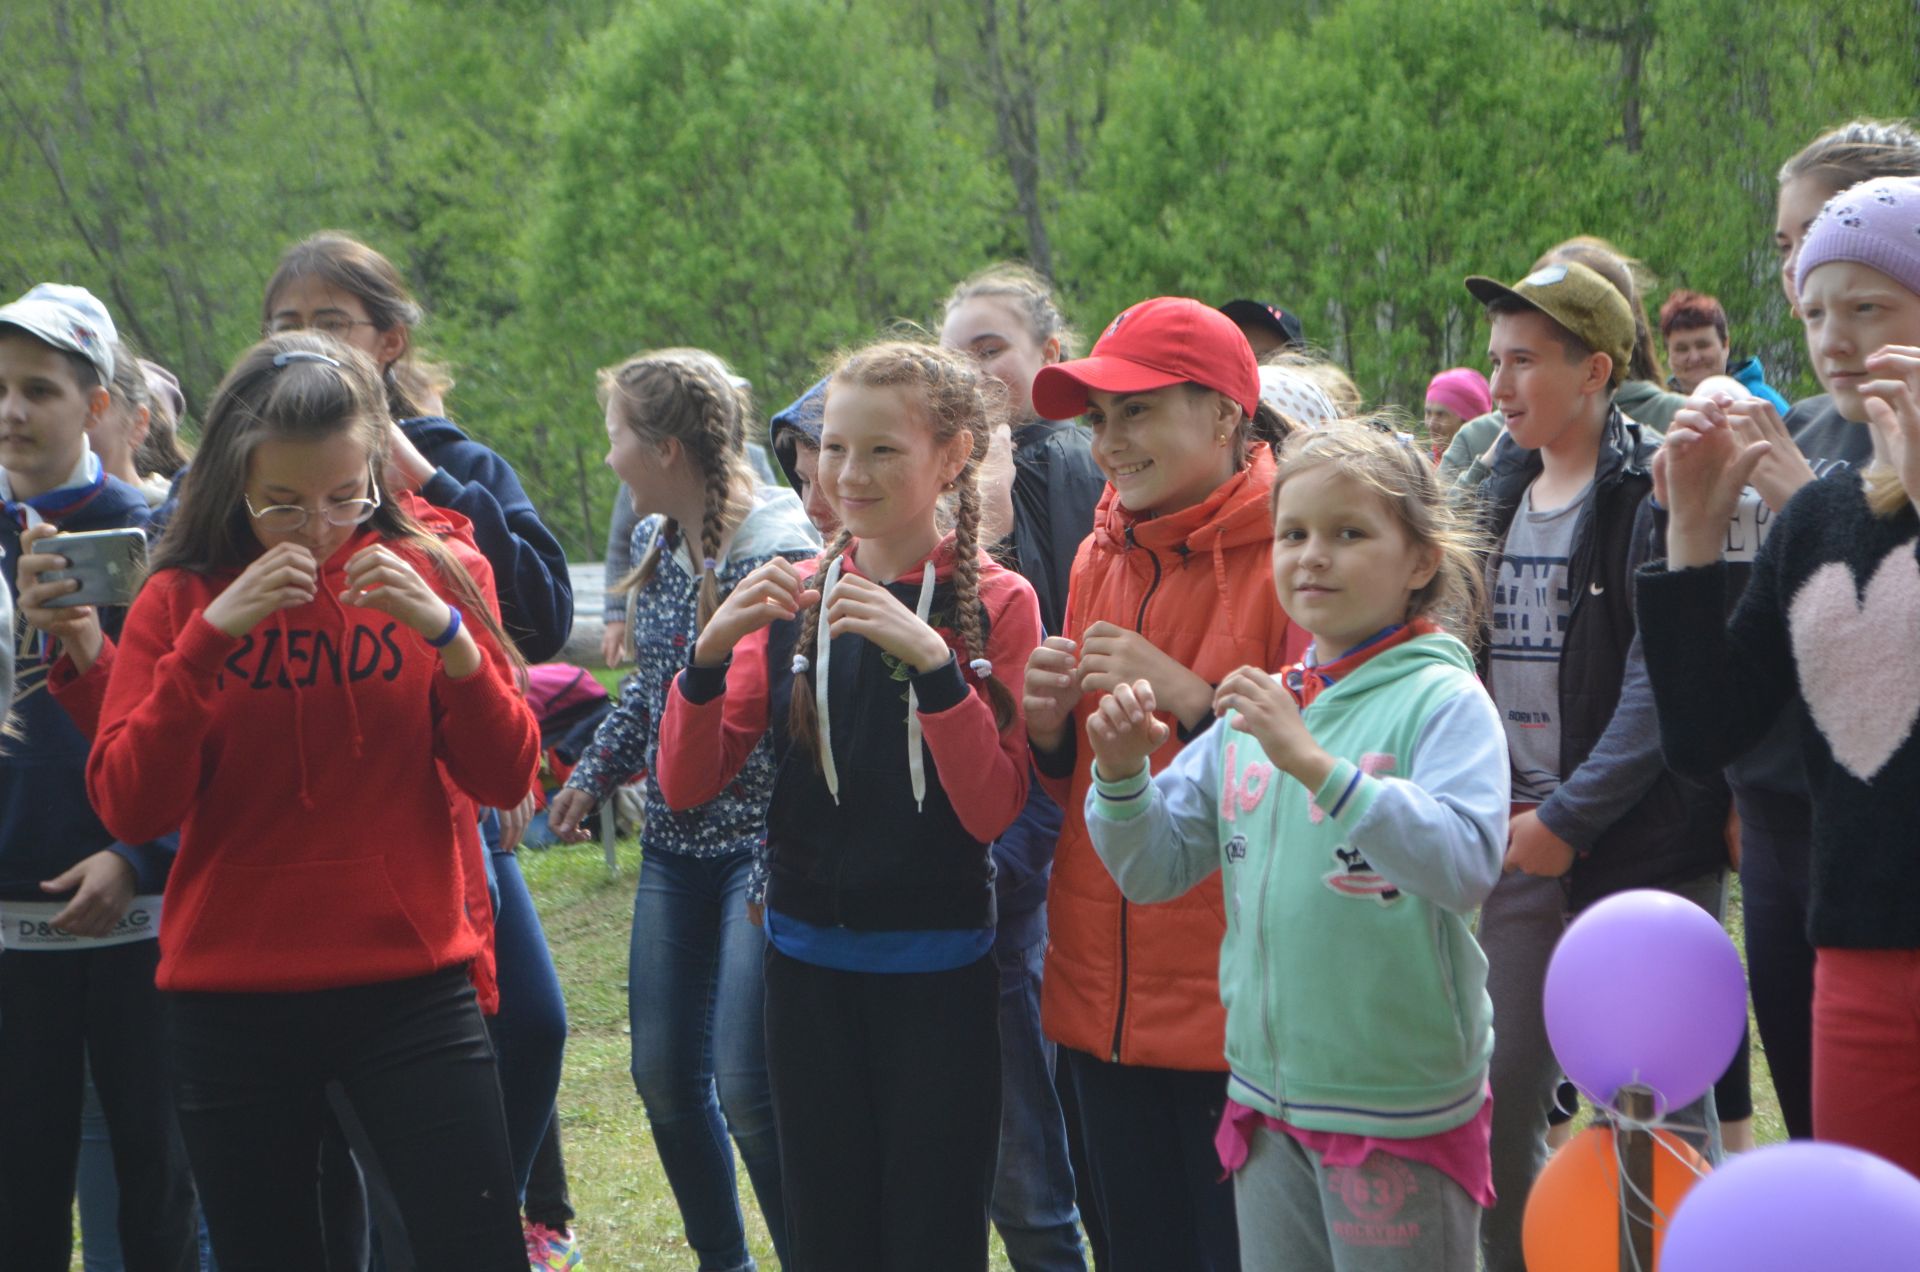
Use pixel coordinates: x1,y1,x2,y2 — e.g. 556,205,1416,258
1031,297,1261,421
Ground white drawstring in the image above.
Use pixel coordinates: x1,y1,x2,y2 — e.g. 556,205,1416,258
815,556,844,803
905,560,937,811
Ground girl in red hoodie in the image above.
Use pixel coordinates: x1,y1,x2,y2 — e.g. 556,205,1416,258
1022,297,1306,1272
83,333,540,1271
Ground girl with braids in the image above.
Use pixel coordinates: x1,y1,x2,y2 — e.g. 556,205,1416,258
76,333,539,1269
1022,297,1304,1272
548,349,816,1272
654,340,1043,1272
941,263,1102,1272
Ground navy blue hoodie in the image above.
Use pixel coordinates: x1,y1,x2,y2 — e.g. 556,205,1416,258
0,474,174,900
398,415,574,664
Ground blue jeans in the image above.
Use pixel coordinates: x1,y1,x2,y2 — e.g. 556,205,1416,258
991,928,1086,1272
485,848,569,1195
629,849,788,1271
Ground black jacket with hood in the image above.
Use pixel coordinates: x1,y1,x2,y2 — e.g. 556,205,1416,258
1478,406,1729,909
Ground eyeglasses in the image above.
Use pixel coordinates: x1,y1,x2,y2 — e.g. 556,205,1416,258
244,467,383,532
266,314,379,340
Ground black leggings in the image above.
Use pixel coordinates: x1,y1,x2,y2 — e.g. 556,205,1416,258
1733,786,1816,1139
0,939,199,1272
764,946,1001,1272
1062,1048,1240,1272
167,965,526,1272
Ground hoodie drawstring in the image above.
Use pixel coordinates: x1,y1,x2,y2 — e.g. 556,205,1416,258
323,585,365,760
278,607,315,811
904,561,937,812
815,556,844,803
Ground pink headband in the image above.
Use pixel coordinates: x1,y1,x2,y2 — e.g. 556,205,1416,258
1425,367,1490,422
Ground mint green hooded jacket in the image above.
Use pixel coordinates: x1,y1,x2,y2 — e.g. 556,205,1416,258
1087,632,1508,1138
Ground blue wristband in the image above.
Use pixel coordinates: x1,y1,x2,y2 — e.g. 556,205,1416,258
426,606,463,649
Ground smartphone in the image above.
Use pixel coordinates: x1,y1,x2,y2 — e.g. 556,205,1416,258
39,527,148,608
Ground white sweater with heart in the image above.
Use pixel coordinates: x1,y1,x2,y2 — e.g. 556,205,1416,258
1638,470,1920,948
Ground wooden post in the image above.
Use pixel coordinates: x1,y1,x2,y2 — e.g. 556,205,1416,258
1616,1084,1657,1272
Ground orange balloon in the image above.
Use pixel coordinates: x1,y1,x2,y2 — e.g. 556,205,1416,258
1522,1125,1710,1271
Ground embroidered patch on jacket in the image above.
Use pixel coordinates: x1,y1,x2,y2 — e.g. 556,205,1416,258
1323,843,1402,904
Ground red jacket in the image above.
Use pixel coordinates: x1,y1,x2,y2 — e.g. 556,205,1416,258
85,523,538,995
1041,443,1308,1069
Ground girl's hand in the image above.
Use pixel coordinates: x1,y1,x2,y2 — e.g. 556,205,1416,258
1086,679,1170,777
496,789,536,853
824,572,950,672
1722,396,1817,513
1656,402,1770,569
1504,809,1575,877
1214,666,1333,789
1079,621,1213,727
547,788,597,844
39,850,136,937
201,542,319,637
601,618,629,668
1024,637,1083,753
340,544,484,678
694,557,820,667
1862,346,1920,516
340,544,454,639
15,523,104,671
386,423,437,493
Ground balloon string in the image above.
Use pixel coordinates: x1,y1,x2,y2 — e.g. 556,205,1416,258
1559,1077,1714,1272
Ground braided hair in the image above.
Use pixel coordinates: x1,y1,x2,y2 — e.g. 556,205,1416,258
1779,118,1920,190
788,340,1018,759
600,349,758,633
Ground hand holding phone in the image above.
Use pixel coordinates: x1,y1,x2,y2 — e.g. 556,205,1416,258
34,527,147,609
16,524,121,671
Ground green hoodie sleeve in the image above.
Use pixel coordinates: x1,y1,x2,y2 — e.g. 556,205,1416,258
1085,736,1224,905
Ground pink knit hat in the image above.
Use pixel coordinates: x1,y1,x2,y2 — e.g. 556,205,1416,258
1424,367,1491,421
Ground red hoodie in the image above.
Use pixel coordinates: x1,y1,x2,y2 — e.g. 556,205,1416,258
86,522,538,995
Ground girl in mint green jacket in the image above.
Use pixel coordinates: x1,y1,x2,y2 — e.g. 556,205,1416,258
1083,423,1509,1272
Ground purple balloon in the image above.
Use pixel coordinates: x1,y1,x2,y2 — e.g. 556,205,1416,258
1542,888,1746,1111
1663,1142,1920,1270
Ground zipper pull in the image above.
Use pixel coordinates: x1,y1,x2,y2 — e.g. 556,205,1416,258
1123,525,1136,551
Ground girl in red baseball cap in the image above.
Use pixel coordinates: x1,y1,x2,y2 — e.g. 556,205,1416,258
1024,296,1307,1269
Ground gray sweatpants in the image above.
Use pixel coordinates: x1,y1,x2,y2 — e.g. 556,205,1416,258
1233,1124,1481,1272
1477,870,1726,1272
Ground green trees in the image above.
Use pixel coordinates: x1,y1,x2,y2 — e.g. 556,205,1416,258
519,0,1005,546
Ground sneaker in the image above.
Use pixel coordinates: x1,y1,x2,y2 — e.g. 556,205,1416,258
525,1220,584,1271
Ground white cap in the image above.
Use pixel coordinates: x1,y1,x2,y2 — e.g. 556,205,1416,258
0,283,117,383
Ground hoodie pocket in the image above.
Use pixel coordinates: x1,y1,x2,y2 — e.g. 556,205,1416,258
171,856,438,982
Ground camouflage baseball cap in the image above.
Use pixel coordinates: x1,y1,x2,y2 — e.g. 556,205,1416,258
1465,261,1635,388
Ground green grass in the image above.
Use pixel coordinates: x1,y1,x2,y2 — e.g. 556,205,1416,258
518,837,785,1265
